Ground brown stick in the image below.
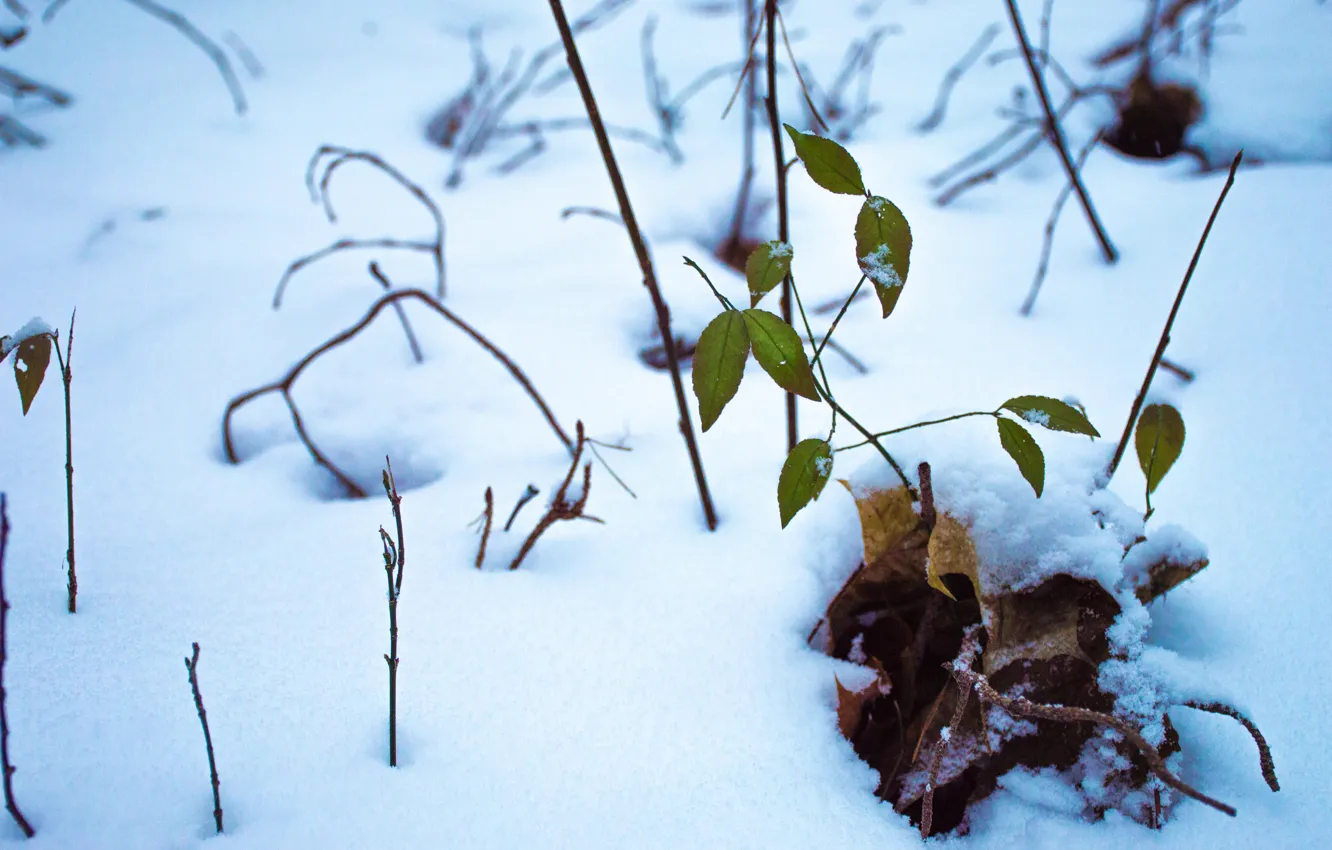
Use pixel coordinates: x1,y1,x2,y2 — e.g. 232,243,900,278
273,146,446,306
0,496,34,839
379,459,405,767
1020,132,1102,316
1105,151,1241,482
509,422,595,570
51,310,76,613
1002,0,1117,263
545,0,718,531
222,288,573,498
920,661,974,837
1181,701,1279,792
763,0,798,455
950,650,1236,817
184,642,223,834
475,487,494,569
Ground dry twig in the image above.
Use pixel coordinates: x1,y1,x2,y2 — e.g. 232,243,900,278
1106,151,1241,482
509,422,598,570
1181,701,1279,792
546,0,719,530
1019,131,1102,316
917,24,1001,133
273,147,446,307
184,642,224,834
475,487,494,569
0,496,33,839
222,287,573,498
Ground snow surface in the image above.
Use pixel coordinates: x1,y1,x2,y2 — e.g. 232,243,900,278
2,0,1330,847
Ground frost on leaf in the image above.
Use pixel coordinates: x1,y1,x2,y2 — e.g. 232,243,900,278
855,196,912,319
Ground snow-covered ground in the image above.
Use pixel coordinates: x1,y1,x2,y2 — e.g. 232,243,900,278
1,0,1329,847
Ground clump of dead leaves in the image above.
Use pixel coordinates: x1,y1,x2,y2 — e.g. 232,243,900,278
813,464,1276,837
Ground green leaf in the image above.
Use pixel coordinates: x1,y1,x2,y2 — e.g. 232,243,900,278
13,333,51,416
997,417,1045,497
1001,395,1100,437
744,241,793,308
1135,403,1185,494
692,310,751,431
742,309,820,401
778,438,833,528
783,124,866,195
855,196,912,318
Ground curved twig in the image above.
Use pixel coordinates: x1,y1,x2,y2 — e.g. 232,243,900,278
271,147,446,307
1180,701,1279,792
121,0,246,115
1020,131,1102,316
223,288,573,497
917,24,1001,133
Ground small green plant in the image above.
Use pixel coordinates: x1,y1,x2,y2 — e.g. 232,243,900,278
1,311,78,611
685,128,1098,527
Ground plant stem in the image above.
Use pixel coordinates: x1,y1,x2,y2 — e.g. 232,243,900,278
836,410,996,451
764,0,798,454
52,311,75,613
1105,151,1241,482
0,496,35,839
546,0,718,531
1003,0,1117,264
813,275,866,364
380,459,405,767
184,642,223,834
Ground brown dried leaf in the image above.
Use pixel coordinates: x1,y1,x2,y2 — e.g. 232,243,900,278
926,514,981,601
840,480,918,577
1134,556,1209,604
984,591,1090,676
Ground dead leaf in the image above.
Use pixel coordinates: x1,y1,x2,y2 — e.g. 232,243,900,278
1134,556,1208,604
926,514,982,602
840,480,919,574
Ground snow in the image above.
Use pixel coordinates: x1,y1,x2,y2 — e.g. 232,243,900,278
1,0,1330,847
0,318,53,360
858,244,903,290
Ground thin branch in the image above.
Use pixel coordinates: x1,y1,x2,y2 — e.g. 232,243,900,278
1159,358,1195,383
1105,151,1241,482
503,485,541,532
475,487,494,569
368,261,424,364
0,495,34,839
1020,131,1102,316
0,67,72,106
546,0,719,531
917,24,1000,132
509,422,598,570
1181,701,1279,792
51,309,75,613
1003,0,1117,262
560,205,623,225
272,146,446,306
223,288,573,497
221,31,264,79
949,629,1237,817
763,0,797,455
118,0,246,116
920,632,978,837
184,642,224,834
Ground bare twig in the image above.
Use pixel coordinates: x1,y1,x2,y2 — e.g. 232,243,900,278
920,631,979,837
509,422,597,570
368,262,424,364
475,487,494,569
118,0,246,115
1105,151,1241,482
917,24,1000,132
546,0,719,530
51,310,75,613
1159,358,1195,383
223,288,573,498
221,31,264,79
1181,701,1279,792
273,146,446,307
379,459,406,767
0,496,34,839
504,485,541,532
763,0,797,455
1020,132,1102,316
0,67,72,105
560,205,623,225
1003,0,1117,263
2,1,27,21
949,637,1236,817
184,642,223,834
